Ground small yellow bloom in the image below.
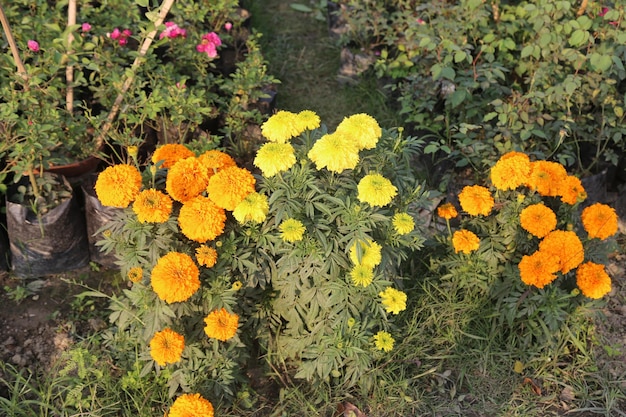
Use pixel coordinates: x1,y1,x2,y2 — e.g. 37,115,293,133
349,239,382,268
335,113,382,150
379,287,407,315
279,218,306,242
233,192,269,224
350,264,374,287
261,110,301,143
392,212,415,235
373,330,394,352
254,142,297,177
231,281,243,291
357,174,398,207
307,132,360,173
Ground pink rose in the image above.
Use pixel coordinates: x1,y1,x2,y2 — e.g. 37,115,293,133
27,40,40,52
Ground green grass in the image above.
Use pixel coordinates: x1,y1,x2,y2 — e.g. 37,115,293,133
245,0,400,130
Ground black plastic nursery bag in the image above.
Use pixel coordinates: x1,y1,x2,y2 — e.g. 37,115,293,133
6,175,90,278
82,176,121,269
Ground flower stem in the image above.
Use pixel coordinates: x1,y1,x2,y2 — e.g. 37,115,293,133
0,3,28,84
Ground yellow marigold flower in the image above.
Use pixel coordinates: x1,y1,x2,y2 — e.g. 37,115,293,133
490,151,531,191
279,218,306,242
126,145,138,161
95,164,142,208
231,280,243,291
151,252,200,304
519,203,557,238
559,175,587,205
166,157,209,203
261,110,300,143
151,143,195,169
392,212,415,235
307,132,360,173
581,203,618,240
168,393,214,417
127,266,143,283
576,261,612,299
349,239,382,268
198,149,237,178
350,264,374,287
538,230,584,274
295,110,321,132
233,192,269,224
437,202,458,220
207,166,256,211
335,113,382,150
196,245,218,268
373,330,394,352
253,142,297,177
518,250,560,289
149,328,185,366
204,308,239,341
179,196,227,242
526,160,567,197
458,185,494,216
379,287,407,314
452,229,480,254
132,188,173,223
357,173,398,207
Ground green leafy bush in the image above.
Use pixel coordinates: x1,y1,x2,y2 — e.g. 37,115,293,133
334,0,626,174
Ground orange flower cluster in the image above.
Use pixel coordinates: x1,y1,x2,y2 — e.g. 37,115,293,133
490,152,587,205
451,151,618,299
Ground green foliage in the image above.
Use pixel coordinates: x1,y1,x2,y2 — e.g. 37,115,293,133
335,0,626,174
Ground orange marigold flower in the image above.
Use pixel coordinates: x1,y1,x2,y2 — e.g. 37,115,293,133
178,196,227,242
581,203,618,240
196,244,218,268
132,188,173,223
559,175,587,205
151,252,200,303
198,149,237,178
151,143,195,169
207,166,256,211
458,185,494,216
518,250,560,289
490,151,531,191
576,261,612,299
526,160,567,197
127,266,143,283
166,157,209,203
538,230,584,274
149,328,185,366
204,308,239,341
437,202,458,220
452,229,480,254
95,164,142,208
168,393,214,417
519,203,557,238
